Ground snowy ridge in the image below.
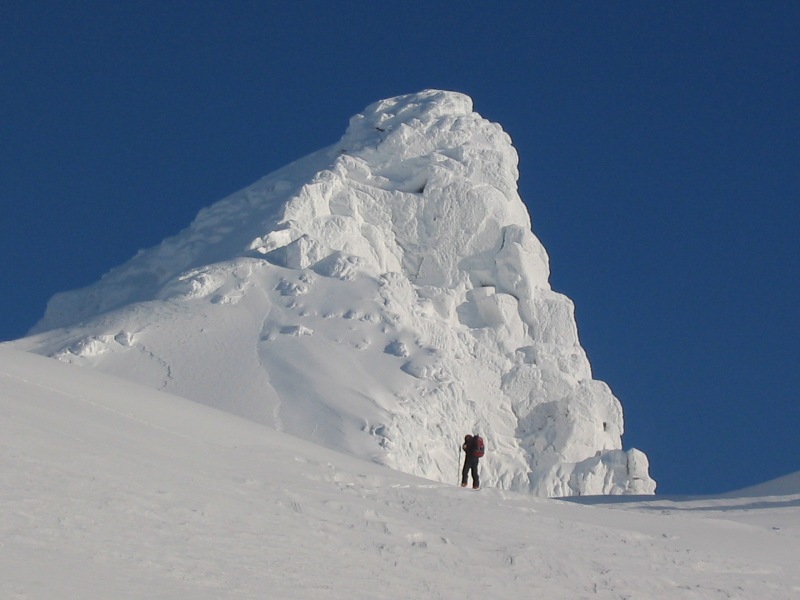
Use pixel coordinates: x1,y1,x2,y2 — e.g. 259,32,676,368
722,472,800,498
2,347,799,599
11,90,654,496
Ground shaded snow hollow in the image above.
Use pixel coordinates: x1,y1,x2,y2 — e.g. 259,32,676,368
12,90,655,496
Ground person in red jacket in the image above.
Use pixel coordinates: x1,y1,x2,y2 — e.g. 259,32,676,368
461,434,484,489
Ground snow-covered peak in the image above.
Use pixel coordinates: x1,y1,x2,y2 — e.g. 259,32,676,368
10,90,655,496
343,89,474,147
254,88,533,292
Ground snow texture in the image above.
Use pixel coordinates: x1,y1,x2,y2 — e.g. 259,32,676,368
11,90,655,496
2,347,799,599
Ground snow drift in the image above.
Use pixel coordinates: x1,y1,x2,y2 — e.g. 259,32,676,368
10,89,655,496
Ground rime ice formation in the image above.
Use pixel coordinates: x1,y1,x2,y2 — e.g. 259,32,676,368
12,90,655,496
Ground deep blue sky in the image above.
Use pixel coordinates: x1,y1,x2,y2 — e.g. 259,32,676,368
3,2,798,495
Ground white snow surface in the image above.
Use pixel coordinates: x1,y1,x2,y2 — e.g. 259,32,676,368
2,347,799,599
11,89,655,496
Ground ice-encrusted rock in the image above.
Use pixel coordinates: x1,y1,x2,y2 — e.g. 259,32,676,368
11,89,655,496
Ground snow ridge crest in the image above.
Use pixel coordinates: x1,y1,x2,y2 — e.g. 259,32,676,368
16,90,655,497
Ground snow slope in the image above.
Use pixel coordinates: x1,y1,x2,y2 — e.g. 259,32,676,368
10,90,654,496
722,471,800,498
2,347,798,599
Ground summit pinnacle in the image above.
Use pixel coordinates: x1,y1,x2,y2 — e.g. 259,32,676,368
11,90,655,496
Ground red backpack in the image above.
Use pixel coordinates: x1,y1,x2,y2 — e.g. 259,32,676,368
472,435,485,458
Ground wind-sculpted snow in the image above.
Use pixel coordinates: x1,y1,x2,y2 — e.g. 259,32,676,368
11,90,655,496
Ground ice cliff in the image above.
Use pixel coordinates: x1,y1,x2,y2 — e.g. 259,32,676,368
12,90,655,496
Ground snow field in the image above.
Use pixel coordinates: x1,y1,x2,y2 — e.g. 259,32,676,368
2,347,799,599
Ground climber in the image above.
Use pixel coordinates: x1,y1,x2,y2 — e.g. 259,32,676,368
461,434,485,489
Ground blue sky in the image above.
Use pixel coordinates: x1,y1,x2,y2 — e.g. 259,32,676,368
2,1,798,495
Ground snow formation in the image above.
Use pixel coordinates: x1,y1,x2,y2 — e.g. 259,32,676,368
11,90,655,496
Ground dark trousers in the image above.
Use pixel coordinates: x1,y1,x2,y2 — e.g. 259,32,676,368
462,455,480,488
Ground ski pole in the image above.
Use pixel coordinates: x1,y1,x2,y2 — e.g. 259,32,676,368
457,443,461,486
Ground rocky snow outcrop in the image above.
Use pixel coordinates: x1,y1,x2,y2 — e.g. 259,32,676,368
11,90,655,496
